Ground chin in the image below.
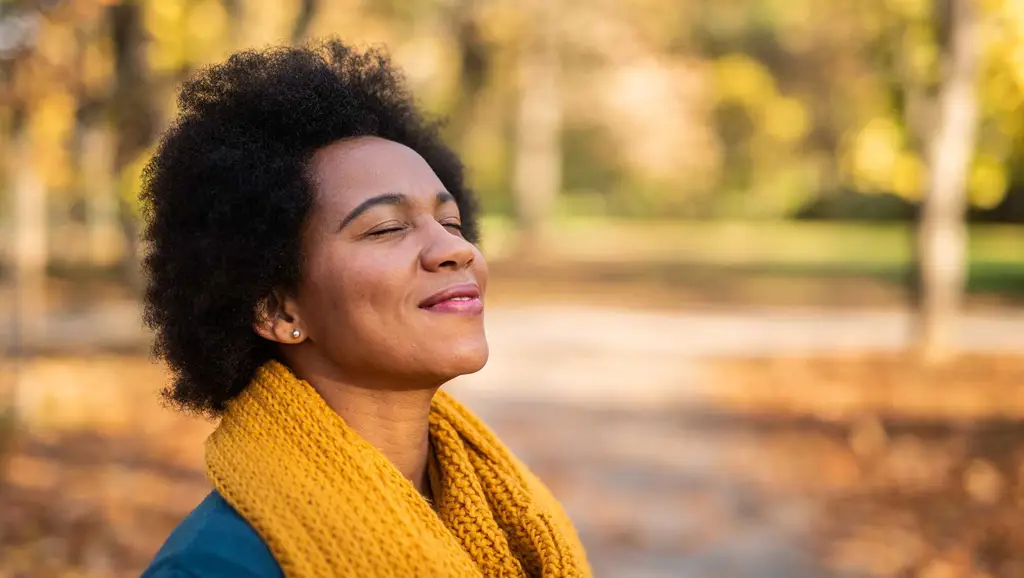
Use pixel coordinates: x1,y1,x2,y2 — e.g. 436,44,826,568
433,339,489,381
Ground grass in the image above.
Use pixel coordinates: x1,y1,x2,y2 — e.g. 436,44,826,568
24,218,1024,311
480,218,1024,302
479,217,1024,266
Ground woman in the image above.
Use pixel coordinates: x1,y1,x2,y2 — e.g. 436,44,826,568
140,39,590,577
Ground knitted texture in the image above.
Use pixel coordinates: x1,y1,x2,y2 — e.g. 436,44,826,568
205,360,592,577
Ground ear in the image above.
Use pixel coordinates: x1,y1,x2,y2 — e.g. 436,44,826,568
253,290,306,344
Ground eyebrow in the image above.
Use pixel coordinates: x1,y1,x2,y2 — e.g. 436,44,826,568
338,191,456,231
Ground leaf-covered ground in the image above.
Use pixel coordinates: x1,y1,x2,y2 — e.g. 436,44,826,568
3,352,1023,578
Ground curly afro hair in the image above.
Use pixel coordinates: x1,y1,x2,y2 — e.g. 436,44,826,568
141,39,480,416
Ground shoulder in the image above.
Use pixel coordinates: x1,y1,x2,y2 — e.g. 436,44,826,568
142,491,283,578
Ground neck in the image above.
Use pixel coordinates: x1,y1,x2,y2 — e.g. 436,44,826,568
287,358,437,495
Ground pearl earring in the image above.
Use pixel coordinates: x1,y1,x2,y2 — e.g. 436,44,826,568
291,329,301,339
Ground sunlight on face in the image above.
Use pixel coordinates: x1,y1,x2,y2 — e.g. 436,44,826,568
294,136,489,388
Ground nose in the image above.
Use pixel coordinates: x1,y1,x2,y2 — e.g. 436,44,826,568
420,221,476,272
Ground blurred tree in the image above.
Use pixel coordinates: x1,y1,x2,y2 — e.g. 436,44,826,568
109,0,156,293
9,111,46,347
0,0,55,443
440,0,491,150
510,0,561,251
291,0,318,43
73,9,122,270
913,0,982,361
3,0,1024,303
2,2,50,351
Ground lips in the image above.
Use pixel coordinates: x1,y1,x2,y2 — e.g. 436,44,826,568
418,283,481,309
418,283,483,316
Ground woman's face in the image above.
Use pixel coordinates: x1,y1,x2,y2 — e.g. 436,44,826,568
289,136,488,388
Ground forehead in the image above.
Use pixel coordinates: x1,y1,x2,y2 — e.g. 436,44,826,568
309,137,444,208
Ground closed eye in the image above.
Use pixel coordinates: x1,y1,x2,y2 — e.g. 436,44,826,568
367,226,406,237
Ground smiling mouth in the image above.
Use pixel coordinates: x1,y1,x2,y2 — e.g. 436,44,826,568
419,283,483,315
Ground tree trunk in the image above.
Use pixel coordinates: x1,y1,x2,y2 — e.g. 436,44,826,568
447,1,489,150
511,3,562,254
82,126,121,269
108,0,156,295
914,0,981,362
291,0,320,44
221,0,243,48
11,115,47,354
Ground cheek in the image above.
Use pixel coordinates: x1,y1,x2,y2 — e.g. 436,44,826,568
343,252,410,312
298,256,348,323
302,248,410,332
472,248,489,291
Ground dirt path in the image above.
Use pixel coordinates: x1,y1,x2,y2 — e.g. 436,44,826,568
6,300,1024,359
449,304,1024,407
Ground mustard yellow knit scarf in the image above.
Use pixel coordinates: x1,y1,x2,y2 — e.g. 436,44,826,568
205,360,591,577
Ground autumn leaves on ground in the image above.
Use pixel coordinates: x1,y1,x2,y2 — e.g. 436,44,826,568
2,283,1024,578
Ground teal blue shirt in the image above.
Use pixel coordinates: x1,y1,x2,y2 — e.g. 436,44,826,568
142,491,283,578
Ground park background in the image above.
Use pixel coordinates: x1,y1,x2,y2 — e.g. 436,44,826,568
2,0,1024,576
